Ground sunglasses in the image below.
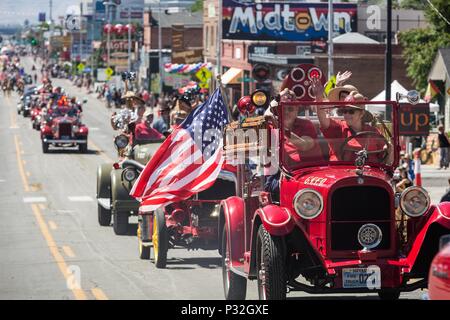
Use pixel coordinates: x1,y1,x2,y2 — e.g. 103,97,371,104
337,109,356,115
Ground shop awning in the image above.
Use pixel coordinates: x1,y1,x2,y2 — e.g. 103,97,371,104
221,67,242,85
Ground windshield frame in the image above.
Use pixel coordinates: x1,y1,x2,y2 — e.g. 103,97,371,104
278,100,400,173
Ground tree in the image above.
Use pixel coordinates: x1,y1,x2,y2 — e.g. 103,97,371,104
191,0,203,13
399,0,450,93
399,0,426,10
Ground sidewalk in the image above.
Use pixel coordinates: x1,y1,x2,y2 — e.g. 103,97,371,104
421,164,449,204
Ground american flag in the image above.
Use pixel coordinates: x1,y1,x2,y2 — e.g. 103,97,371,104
130,88,229,212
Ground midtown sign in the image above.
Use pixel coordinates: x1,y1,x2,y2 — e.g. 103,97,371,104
223,1,357,41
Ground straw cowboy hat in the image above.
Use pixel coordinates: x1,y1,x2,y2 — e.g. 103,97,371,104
143,108,154,118
121,91,145,104
339,90,374,123
327,84,359,101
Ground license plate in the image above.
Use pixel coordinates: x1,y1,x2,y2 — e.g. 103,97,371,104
342,267,381,288
61,135,70,140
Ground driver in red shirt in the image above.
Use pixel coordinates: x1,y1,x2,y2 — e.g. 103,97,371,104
313,83,389,163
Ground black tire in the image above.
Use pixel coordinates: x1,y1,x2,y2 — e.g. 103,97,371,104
138,224,151,260
113,211,128,235
42,141,49,153
378,290,401,300
79,143,88,153
152,209,168,268
256,224,286,300
98,204,111,226
222,226,247,300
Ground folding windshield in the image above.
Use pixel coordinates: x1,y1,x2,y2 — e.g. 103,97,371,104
279,101,398,172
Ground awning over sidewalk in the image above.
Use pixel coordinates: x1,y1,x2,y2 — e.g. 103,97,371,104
221,67,242,85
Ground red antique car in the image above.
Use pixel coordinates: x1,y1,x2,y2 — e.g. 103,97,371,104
218,65,450,300
428,234,450,300
40,104,88,153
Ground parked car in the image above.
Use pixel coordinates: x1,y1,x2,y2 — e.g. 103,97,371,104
428,234,450,300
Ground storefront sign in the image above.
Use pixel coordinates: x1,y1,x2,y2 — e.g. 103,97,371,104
171,49,203,64
223,1,357,41
399,103,430,136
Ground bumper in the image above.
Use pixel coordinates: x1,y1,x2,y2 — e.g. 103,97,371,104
43,139,87,144
112,199,139,213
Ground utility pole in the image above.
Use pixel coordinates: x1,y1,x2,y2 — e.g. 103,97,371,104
158,0,163,95
327,0,334,80
80,3,83,63
385,0,392,120
105,1,110,68
128,7,131,71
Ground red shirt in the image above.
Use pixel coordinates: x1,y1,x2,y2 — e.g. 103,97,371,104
135,122,164,140
321,119,386,162
283,118,324,165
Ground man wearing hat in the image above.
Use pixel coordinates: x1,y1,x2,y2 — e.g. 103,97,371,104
134,108,164,140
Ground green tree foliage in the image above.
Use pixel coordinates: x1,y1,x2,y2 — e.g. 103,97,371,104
191,0,203,13
399,0,426,10
399,0,450,92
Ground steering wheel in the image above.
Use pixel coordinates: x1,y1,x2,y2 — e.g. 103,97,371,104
339,131,389,162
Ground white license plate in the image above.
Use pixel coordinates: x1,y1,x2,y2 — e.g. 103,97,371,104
342,267,381,288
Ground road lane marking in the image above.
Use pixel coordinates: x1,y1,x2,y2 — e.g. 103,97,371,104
91,288,109,300
57,209,75,214
48,221,57,230
23,197,47,203
89,127,100,131
0,179,5,183
62,246,76,258
89,140,114,163
38,203,46,210
14,135,30,192
30,204,88,300
10,110,18,129
68,196,94,202
26,172,31,177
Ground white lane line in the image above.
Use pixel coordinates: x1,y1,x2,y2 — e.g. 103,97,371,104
68,196,94,202
89,127,100,131
23,197,47,203
0,179,5,183
56,210,75,214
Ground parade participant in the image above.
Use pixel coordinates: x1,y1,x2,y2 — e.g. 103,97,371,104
314,84,390,163
170,94,192,126
134,109,165,140
153,103,170,135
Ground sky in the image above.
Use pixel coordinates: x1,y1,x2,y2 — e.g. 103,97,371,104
0,0,79,25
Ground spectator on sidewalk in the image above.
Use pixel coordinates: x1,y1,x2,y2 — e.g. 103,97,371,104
438,125,450,169
400,153,415,182
440,178,450,203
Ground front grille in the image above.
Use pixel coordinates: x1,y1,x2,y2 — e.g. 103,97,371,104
330,186,392,251
58,122,72,137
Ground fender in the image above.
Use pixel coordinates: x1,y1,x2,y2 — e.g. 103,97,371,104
96,163,112,199
218,196,245,267
255,204,295,236
402,203,450,275
110,169,138,211
78,126,89,135
40,125,52,137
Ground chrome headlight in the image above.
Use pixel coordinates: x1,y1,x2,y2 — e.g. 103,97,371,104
72,125,79,132
114,134,129,149
400,186,430,217
123,169,137,182
293,189,323,219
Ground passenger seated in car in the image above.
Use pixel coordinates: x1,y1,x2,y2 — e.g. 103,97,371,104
134,109,164,141
313,78,391,163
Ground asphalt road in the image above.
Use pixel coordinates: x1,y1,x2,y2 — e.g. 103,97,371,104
0,56,428,300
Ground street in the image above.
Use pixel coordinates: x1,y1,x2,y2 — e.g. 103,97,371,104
0,56,445,300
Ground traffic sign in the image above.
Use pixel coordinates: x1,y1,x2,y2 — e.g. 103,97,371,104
199,82,209,89
105,67,114,77
77,63,85,72
195,68,212,83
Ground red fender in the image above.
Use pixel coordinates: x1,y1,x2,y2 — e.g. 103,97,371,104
401,203,450,273
40,125,52,136
255,204,295,236
220,196,245,267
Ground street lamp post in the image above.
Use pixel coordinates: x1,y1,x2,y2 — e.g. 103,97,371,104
103,1,117,69
385,0,393,121
128,7,131,71
328,0,334,80
158,0,163,95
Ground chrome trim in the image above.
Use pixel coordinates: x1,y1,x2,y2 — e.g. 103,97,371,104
400,186,430,218
44,139,87,144
292,188,324,220
258,207,292,227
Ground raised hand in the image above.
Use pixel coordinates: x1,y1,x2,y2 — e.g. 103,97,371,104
311,77,324,101
336,71,352,86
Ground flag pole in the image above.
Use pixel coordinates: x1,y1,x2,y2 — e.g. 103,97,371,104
216,74,232,123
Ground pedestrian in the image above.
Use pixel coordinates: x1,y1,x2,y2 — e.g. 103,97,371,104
400,153,415,182
440,178,450,202
438,125,450,169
